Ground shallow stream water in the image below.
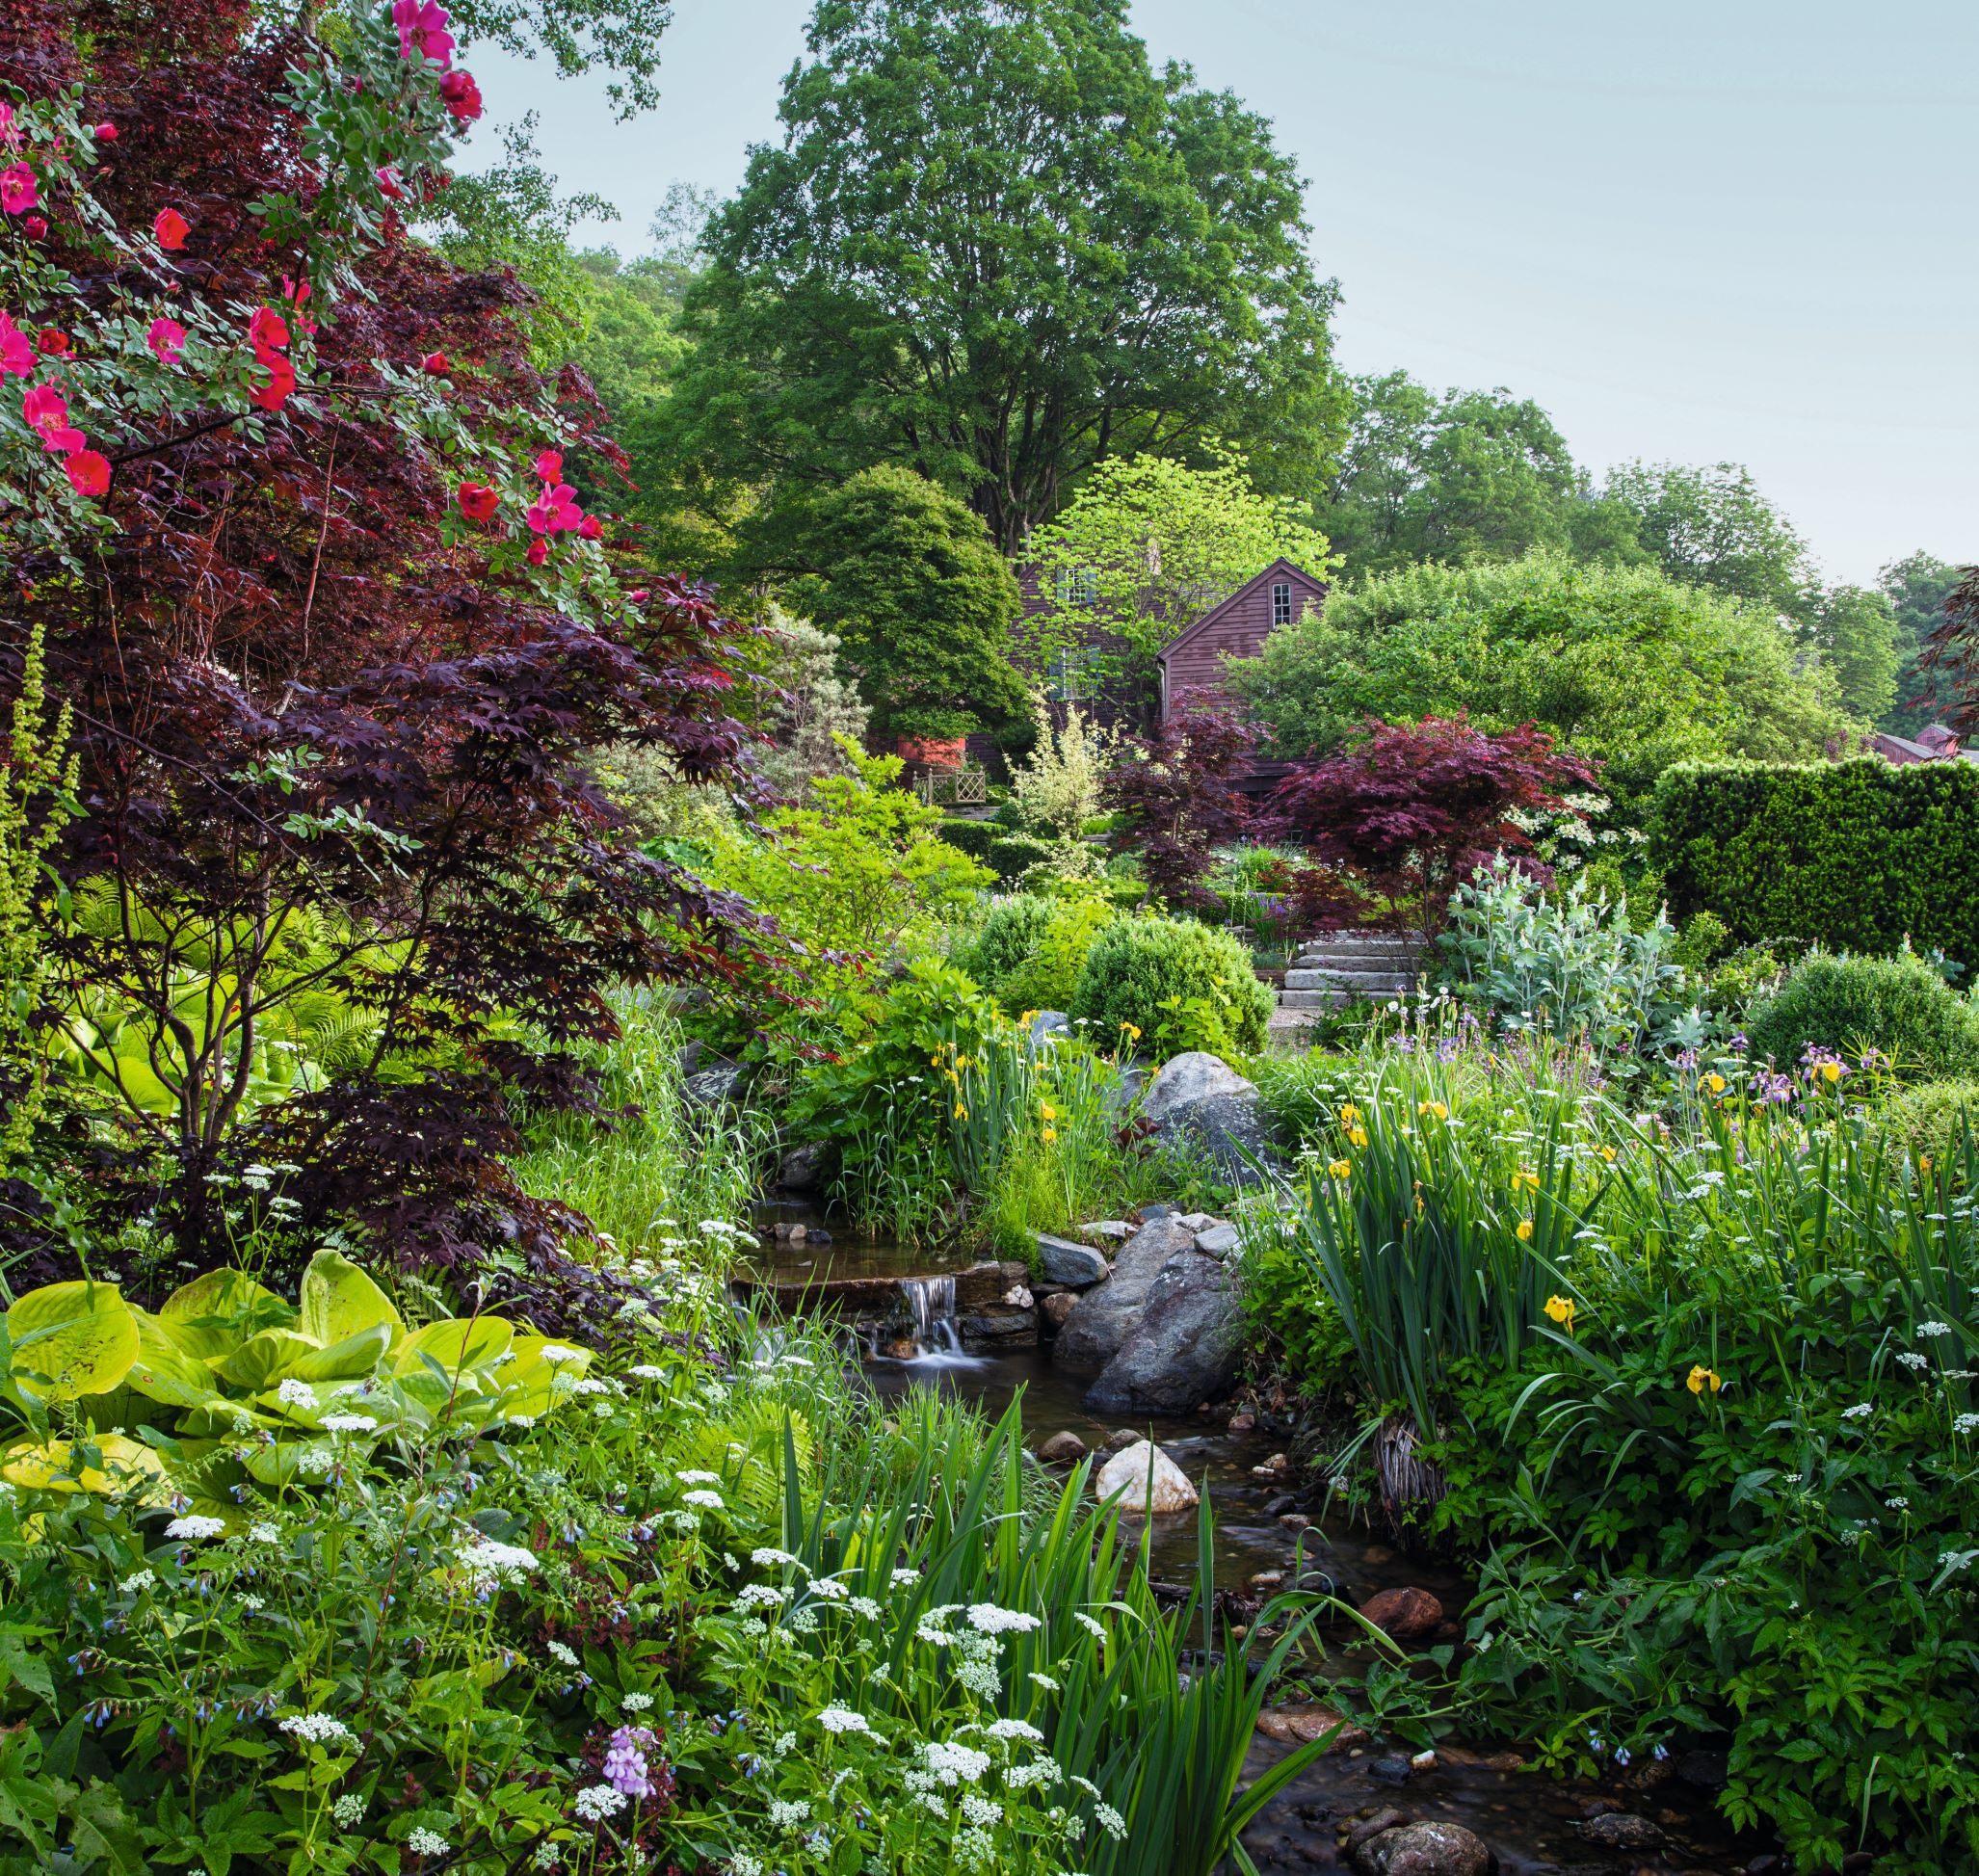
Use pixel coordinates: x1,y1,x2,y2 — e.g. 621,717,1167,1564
749,1220,1775,1875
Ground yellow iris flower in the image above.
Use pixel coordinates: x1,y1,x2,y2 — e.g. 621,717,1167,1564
1516,1219,1534,1241
1686,1364,1722,1395
1544,1294,1576,1332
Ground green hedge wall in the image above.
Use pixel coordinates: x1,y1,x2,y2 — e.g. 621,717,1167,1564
1649,758,1979,957
937,818,998,861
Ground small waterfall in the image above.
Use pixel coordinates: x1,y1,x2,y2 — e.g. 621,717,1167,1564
897,1275,972,1362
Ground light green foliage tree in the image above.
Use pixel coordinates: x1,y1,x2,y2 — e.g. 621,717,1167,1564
1316,372,1643,579
1227,554,1857,806
1008,699,1114,842
1880,550,1966,732
1020,445,1335,690
752,612,874,800
781,466,1028,742
703,742,991,964
655,0,1345,561
1602,460,1817,621
1807,584,1901,725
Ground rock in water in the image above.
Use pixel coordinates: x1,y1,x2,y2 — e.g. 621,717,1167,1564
1350,1821,1491,1876
1580,1812,1664,1851
1358,1586,1444,1644
1040,1291,1078,1329
1037,1430,1087,1464
1093,1440,1198,1514
1253,1704,1367,1751
1033,1233,1111,1287
1100,1427,1140,1452
1051,1218,1197,1369
1083,1250,1243,1414
774,1141,823,1194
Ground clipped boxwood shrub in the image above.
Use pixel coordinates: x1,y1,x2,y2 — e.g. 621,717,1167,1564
987,833,1056,883
1649,758,1979,958
954,897,1054,993
1745,949,1979,1074
1069,914,1273,1058
998,895,1117,1016
936,817,998,860
1879,1077,1979,1168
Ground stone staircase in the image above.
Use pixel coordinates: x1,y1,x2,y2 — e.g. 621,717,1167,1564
1268,932,1425,1039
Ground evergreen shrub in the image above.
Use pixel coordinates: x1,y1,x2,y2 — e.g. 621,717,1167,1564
1745,949,1979,1074
1650,758,1979,957
1069,916,1273,1058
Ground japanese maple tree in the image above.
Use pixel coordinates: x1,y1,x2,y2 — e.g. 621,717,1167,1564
1102,698,1263,911
1273,715,1596,936
0,0,759,1288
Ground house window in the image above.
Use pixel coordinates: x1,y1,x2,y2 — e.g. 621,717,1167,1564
1055,567,1099,608
1271,581,1293,625
1047,647,1095,702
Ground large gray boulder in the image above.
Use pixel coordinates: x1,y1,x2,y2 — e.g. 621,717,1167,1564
1050,1217,1196,1369
1033,1233,1110,1288
1141,1051,1256,1120
1094,1440,1198,1514
1140,1053,1281,1187
1084,1249,1244,1414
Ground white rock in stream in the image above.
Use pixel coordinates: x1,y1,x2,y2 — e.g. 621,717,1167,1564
1094,1440,1199,1515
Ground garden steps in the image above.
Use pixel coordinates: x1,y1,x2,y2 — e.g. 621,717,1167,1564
1268,934,1425,1037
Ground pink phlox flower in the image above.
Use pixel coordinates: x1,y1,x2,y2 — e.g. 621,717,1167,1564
0,163,37,217
146,316,187,364
600,1726,656,1799
0,311,33,378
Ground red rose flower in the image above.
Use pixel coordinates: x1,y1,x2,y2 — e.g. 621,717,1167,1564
525,537,548,566
20,215,45,240
533,449,563,484
248,306,290,353
94,121,118,143
421,352,449,375
34,326,67,356
437,70,483,122
456,481,499,523
153,207,190,250
65,449,111,496
250,349,297,412
578,514,602,540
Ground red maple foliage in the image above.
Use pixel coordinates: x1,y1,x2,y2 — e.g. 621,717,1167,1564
1102,697,1264,911
1,0,762,1297
1273,716,1596,936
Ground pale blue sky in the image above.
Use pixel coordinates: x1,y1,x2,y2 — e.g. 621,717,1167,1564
469,0,1977,586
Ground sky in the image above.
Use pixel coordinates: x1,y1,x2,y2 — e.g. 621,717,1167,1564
470,0,1979,586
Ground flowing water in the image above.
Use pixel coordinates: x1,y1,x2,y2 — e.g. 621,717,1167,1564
753,1221,1775,1873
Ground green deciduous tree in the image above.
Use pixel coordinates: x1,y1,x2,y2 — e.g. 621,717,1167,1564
782,465,1029,743
656,0,1344,559
1227,554,1857,807
1880,551,1966,732
1019,446,1335,694
1602,460,1817,621
1807,584,1901,725
1316,373,1642,579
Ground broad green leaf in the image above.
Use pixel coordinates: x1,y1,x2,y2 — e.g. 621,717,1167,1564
123,1310,224,1409
211,1327,323,1391
0,1434,172,1500
158,1270,294,1362
390,1315,514,1379
242,1438,340,1486
297,1249,402,1349
285,1320,392,1384
4,1282,140,1402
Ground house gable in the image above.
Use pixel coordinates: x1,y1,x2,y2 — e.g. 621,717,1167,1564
1156,557,1328,719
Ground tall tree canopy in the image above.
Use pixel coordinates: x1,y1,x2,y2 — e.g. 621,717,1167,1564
1315,372,1641,579
782,466,1028,742
655,0,1344,560
1807,585,1901,725
1019,445,1334,694
1881,551,1966,732
1602,460,1817,621
1227,554,1857,808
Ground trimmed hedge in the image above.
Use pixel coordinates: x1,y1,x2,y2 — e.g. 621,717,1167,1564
986,833,1056,882
937,817,999,861
1649,758,1979,958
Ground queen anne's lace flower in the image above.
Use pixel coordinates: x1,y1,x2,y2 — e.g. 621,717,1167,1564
278,1713,353,1745
922,1741,991,1785
119,1569,155,1595
769,1798,811,1830
817,1704,873,1734
330,1792,365,1828
676,1469,721,1485
681,1489,723,1510
459,1539,540,1588
164,1515,226,1541
985,1717,1043,1742
406,1826,449,1857
276,1378,316,1409
572,1783,626,1822
322,1413,378,1433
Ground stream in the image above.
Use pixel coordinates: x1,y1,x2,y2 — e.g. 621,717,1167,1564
745,1218,1778,1876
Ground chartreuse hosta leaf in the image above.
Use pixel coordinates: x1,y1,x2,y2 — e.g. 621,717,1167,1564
390,1315,513,1379
286,1320,395,1385
125,1311,224,1410
156,1269,295,1363
298,1249,403,1350
211,1327,328,1392
492,1335,594,1421
4,1281,141,1402
0,1433,172,1500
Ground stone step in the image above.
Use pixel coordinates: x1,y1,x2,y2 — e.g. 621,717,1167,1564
1283,968,1415,991
1295,942,1423,965
1277,987,1408,1011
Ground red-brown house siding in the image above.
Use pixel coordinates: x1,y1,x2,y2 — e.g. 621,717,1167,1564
1158,561,1328,722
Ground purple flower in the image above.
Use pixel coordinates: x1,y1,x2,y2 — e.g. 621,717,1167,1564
602,1724,657,1798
